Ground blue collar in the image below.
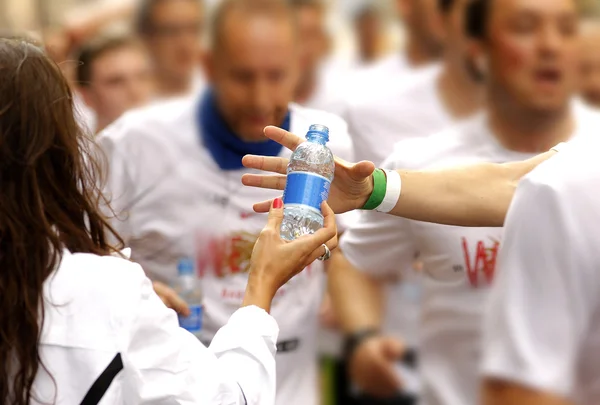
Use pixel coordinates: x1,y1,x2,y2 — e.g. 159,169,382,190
198,89,290,170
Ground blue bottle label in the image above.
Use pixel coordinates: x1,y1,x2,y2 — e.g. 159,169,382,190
283,172,331,212
178,304,203,333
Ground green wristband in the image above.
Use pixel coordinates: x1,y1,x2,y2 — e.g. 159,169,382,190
361,168,387,210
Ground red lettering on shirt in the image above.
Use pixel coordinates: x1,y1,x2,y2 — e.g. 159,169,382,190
461,237,500,288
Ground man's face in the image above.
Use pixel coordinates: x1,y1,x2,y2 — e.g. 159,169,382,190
485,0,579,112
399,0,445,52
83,46,154,126
579,23,600,108
296,5,328,74
355,11,382,59
207,13,299,142
145,0,203,82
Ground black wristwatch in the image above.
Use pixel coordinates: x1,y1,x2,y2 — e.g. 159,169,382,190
343,328,380,361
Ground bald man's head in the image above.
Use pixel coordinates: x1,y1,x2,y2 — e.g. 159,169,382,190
580,19,600,107
205,0,301,142
210,0,297,50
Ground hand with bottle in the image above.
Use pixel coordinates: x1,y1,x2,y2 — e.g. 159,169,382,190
243,197,338,312
242,126,376,215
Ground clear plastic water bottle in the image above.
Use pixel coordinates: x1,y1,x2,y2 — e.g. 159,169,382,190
281,124,335,240
174,258,203,338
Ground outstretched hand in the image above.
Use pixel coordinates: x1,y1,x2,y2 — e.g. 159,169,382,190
243,198,338,312
242,126,376,214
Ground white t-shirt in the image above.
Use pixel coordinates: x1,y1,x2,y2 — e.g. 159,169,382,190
344,63,446,165
342,64,450,350
34,249,278,405
98,97,354,405
482,133,600,405
341,113,548,405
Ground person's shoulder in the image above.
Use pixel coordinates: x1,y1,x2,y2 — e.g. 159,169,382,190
98,95,197,145
522,134,600,206
346,63,441,115
289,102,349,133
50,251,147,309
383,115,482,170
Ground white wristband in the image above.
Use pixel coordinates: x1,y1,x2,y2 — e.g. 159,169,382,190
376,170,402,213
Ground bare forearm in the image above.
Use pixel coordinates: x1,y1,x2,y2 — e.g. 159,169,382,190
482,379,572,405
389,152,555,227
327,250,383,333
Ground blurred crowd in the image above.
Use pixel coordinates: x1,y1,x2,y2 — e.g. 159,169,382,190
3,0,600,404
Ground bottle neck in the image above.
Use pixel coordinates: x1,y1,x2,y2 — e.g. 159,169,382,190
307,133,328,145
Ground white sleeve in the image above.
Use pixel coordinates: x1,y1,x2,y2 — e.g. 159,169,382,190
339,155,417,278
121,274,278,405
482,175,598,397
97,124,140,244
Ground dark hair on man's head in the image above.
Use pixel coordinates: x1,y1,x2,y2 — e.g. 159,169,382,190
438,0,455,14
288,0,324,10
76,31,142,87
466,0,490,39
210,0,296,48
135,0,203,35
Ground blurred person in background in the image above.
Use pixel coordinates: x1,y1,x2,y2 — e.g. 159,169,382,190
346,0,482,181
480,131,600,405
349,0,445,96
242,0,597,404
579,18,600,108
99,1,352,405
353,4,386,66
135,0,205,97
0,35,341,405
323,0,589,405
290,0,342,113
76,31,154,134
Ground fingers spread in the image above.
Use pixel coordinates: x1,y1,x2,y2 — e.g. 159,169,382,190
253,199,276,213
242,155,289,175
264,126,304,151
241,174,287,190
265,198,284,234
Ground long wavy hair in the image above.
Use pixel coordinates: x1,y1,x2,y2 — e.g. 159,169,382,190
0,38,123,404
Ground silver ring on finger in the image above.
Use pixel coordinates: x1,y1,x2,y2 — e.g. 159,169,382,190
318,243,331,261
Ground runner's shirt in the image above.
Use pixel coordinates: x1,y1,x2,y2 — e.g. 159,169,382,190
98,96,354,405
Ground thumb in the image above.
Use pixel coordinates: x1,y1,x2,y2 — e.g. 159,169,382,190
350,160,376,181
265,197,284,235
381,337,405,361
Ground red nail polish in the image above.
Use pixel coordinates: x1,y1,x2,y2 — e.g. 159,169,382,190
273,198,283,209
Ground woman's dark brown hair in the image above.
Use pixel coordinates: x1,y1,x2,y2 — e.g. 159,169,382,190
0,38,123,404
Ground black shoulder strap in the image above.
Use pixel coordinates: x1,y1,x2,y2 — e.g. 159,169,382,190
80,353,124,405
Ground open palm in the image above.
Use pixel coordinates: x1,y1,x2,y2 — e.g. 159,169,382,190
241,126,375,214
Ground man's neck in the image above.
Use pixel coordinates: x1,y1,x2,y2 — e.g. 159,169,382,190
94,117,111,135
404,36,442,68
155,73,192,98
437,57,483,119
295,70,318,105
487,93,574,154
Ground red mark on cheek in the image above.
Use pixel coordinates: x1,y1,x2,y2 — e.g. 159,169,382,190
495,35,532,71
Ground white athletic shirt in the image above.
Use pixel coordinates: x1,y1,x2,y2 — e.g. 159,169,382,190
98,96,353,405
344,64,446,165
338,107,600,405
482,133,600,405
342,64,452,350
33,249,278,405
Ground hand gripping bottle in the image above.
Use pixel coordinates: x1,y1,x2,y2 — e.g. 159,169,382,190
280,124,335,240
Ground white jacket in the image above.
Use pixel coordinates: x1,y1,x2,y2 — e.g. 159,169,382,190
31,249,278,404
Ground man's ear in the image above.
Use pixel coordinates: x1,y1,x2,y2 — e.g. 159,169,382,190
465,39,488,82
203,50,216,83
